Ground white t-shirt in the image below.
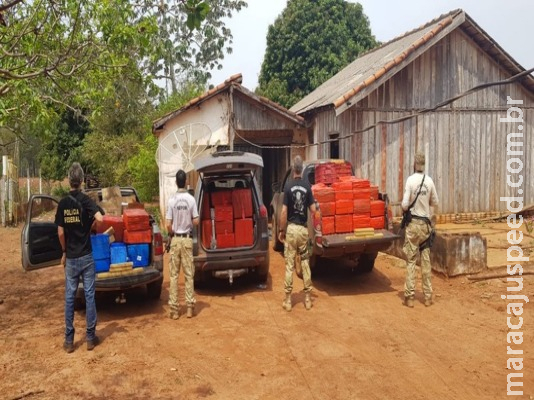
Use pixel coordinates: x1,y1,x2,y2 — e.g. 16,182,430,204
401,172,439,218
166,190,199,234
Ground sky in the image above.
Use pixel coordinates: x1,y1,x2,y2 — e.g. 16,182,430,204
209,0,534,90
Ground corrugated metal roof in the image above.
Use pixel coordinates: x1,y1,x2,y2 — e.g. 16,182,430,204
290,9,534,116
152,73,305,134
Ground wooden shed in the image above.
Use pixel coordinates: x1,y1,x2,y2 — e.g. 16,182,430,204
291,9,534,217
152,74,307,217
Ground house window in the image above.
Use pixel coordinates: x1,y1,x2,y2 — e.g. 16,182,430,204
329,133,339,159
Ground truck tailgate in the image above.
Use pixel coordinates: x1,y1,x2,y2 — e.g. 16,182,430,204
319,230,399,256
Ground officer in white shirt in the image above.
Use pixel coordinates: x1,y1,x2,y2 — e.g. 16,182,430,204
166,170,199,319
401,152,439,308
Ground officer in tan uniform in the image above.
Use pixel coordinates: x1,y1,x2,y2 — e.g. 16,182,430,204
401,152,439,307
278,156,317,311
166,170,199,319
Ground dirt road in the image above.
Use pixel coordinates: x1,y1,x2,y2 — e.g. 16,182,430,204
0,223,532,400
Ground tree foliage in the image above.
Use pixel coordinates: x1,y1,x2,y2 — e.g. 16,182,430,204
257,0,378,108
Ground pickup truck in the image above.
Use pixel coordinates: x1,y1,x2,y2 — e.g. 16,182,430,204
271,160,398,273
21,187,164,307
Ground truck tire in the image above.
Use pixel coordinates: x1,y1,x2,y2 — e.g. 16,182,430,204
358,252,377,273
146,280,163,300
272,216,283,252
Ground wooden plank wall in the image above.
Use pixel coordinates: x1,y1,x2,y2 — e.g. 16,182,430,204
314,29,534,215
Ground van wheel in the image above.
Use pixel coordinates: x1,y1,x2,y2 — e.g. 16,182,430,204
358,252,377,273
272,217,283,251
146,280,162,299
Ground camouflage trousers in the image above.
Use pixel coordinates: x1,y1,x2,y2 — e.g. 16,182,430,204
169,237,195,312
403,219,433,300
284,223,312,294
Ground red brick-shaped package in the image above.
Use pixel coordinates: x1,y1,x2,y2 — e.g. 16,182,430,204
352,178,370,189
353,214,371,229
319,201,336,216
353,198,371,214
123,208,150,232
332,181,353,191
336,199,353,215
211,189,232,206
335,190,353,201
312,183,335,203
215,220,234,234
370,200,385,217
232,188,253,219
216,232,235,248
322,216,335,235
315,164,337,184
335,214,353,233
234,218,254,247
97,215,125,242
353,188,371,200
201,220,212,248
124,229,152,244
215,205,233,222
370,216,385,229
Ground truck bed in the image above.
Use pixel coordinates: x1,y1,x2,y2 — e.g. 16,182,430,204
317,229,399,258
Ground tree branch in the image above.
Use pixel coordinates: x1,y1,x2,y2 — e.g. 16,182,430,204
0,0,25,13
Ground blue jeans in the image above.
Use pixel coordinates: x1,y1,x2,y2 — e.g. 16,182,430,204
64,253,97,343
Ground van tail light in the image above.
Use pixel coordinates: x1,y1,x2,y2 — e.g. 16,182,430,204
154,232,164,256
260,205,268,218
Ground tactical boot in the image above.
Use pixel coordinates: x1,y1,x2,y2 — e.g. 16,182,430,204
282,294,292,312
304,292,312,310
87,336,100,351
63,341,74,354
424,297,433,307
403,297,414,308
186,305,194,318
169,311,179,320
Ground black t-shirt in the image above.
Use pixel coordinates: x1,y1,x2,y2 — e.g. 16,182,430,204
54,190,100,259
283,177,315,226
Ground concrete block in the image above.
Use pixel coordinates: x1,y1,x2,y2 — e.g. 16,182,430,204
385,223,487,277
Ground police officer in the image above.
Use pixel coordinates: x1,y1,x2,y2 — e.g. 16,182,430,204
166,170,199,319
278,155,317,311
401,152,439,308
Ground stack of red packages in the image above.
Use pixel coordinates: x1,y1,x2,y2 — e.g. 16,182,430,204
333,181,353,215
315,163,337,184
123,209,151,244
370,200,386,217
353,214,371,229
97,215,125,242
335,214,353,233
211,189,232,206
232,188,253,219
312,183,336,216
322,217,335,235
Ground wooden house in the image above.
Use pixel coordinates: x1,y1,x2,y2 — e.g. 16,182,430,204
152,74,307,217
291,9,534,217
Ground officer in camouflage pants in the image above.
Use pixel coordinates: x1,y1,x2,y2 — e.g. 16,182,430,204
278,155,317,311
166,169,199,319
401,152,439,307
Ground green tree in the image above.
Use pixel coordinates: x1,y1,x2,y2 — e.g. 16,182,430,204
257,0,377,108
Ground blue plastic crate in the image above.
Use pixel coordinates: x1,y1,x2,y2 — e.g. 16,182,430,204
127,244,150,268
94,258,110,273
91,234,110,260
110,243,128,264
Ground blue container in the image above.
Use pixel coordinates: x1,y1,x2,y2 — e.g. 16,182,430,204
94,258,110,273
127,244,150,268
110,243,128,264
91,234,110,260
